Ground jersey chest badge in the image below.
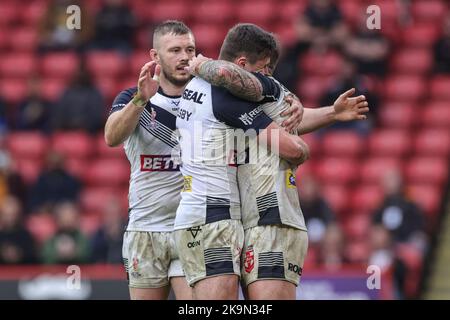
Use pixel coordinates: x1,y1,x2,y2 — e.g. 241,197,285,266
148,107,158,129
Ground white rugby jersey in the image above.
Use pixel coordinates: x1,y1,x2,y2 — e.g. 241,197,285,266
237,79,307,231
110,87,183,232
174,74,281,230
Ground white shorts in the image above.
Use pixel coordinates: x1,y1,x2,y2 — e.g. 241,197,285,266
241,225,308,287
122,231,184,288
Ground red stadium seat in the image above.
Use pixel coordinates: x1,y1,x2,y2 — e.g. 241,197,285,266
378,103,416,128
390,48,432,75
277,0,306,22
430,76,450,101
40,52,80,80
14,158,43,185
411,0,447,23
0,79,27,104
300,50,342,76
315,158,359,185
51,131,94,160
7,132,48,161
86,51,127,78
65,157,88,180
272,23,298,47
96,133,127,160
80,187,118,213
413,129,450,157
25,213,56,244
338,0,363,26
40,77,67,102
190,24,227,58
421,101,450,128
297,75,334,106
236,1,275,29
368,129,412,157
129,51,151,77
407,183,442,227
321,184,350,216
18,0,46,26
0,2,19,26
401,23,440,48
192,1,235,24
81,214,102,236
144,0,191,23
376,0,400,23
0,53,36,78
345,239,370,263
321,131,365,158
94,76,119,104
405,157,448,186
350,184,384,213
342,213,371,240
384,76,426,102
83,159,130,187
360,157,402,183
8,27,38,52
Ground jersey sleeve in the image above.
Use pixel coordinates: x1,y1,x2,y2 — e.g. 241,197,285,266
212,86,273,132
252,72,282,103
109,87,138,114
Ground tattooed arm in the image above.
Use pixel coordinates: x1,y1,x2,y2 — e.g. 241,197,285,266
185,54,267,102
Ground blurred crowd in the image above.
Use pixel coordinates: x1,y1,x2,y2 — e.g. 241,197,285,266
1,0,450,300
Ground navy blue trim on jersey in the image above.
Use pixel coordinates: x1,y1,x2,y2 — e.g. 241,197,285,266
157,87,182,99
252,72,281,103
258,206,282,225
205,206,231,224
110,87,138,114
145,103,177,130
211,86,273,132
204,247,234,276
205,261,235,277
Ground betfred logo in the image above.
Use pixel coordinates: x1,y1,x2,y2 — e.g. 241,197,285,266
140,155,180,172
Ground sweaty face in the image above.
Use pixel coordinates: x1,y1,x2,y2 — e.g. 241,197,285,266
155,33,196,87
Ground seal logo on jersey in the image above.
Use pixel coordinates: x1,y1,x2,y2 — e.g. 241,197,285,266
286,168,296,188
244,245,255,273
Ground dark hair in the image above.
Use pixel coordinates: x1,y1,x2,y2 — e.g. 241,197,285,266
153,20,192,44
268,34,281,74
219,23,277,64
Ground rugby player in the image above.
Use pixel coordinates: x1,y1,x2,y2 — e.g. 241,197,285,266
175,23,310,300
104,20,196,300
186,24,369,300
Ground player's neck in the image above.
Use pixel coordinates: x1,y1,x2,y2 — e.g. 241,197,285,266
159,76,185,97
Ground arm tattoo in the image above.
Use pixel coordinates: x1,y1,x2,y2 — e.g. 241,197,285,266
197,60,263,102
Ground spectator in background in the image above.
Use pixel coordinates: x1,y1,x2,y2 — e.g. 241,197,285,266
299,174,336,247
298,174,347,269
15,78,52,133
38,0,93,53
294,0,349,54
42,201,89,264
0,151,27,208
89,0,137,55
370,169,428,299
319,57,378,135
28,151,81,214
273,0,350,91
51,63,105,133
0,98,7,134
0,196,36,264
344,14,390,78
434,13,450,73
90,198,126,263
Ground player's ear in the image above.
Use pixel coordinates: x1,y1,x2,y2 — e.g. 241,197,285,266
235,56,247,69
150,49,159,63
